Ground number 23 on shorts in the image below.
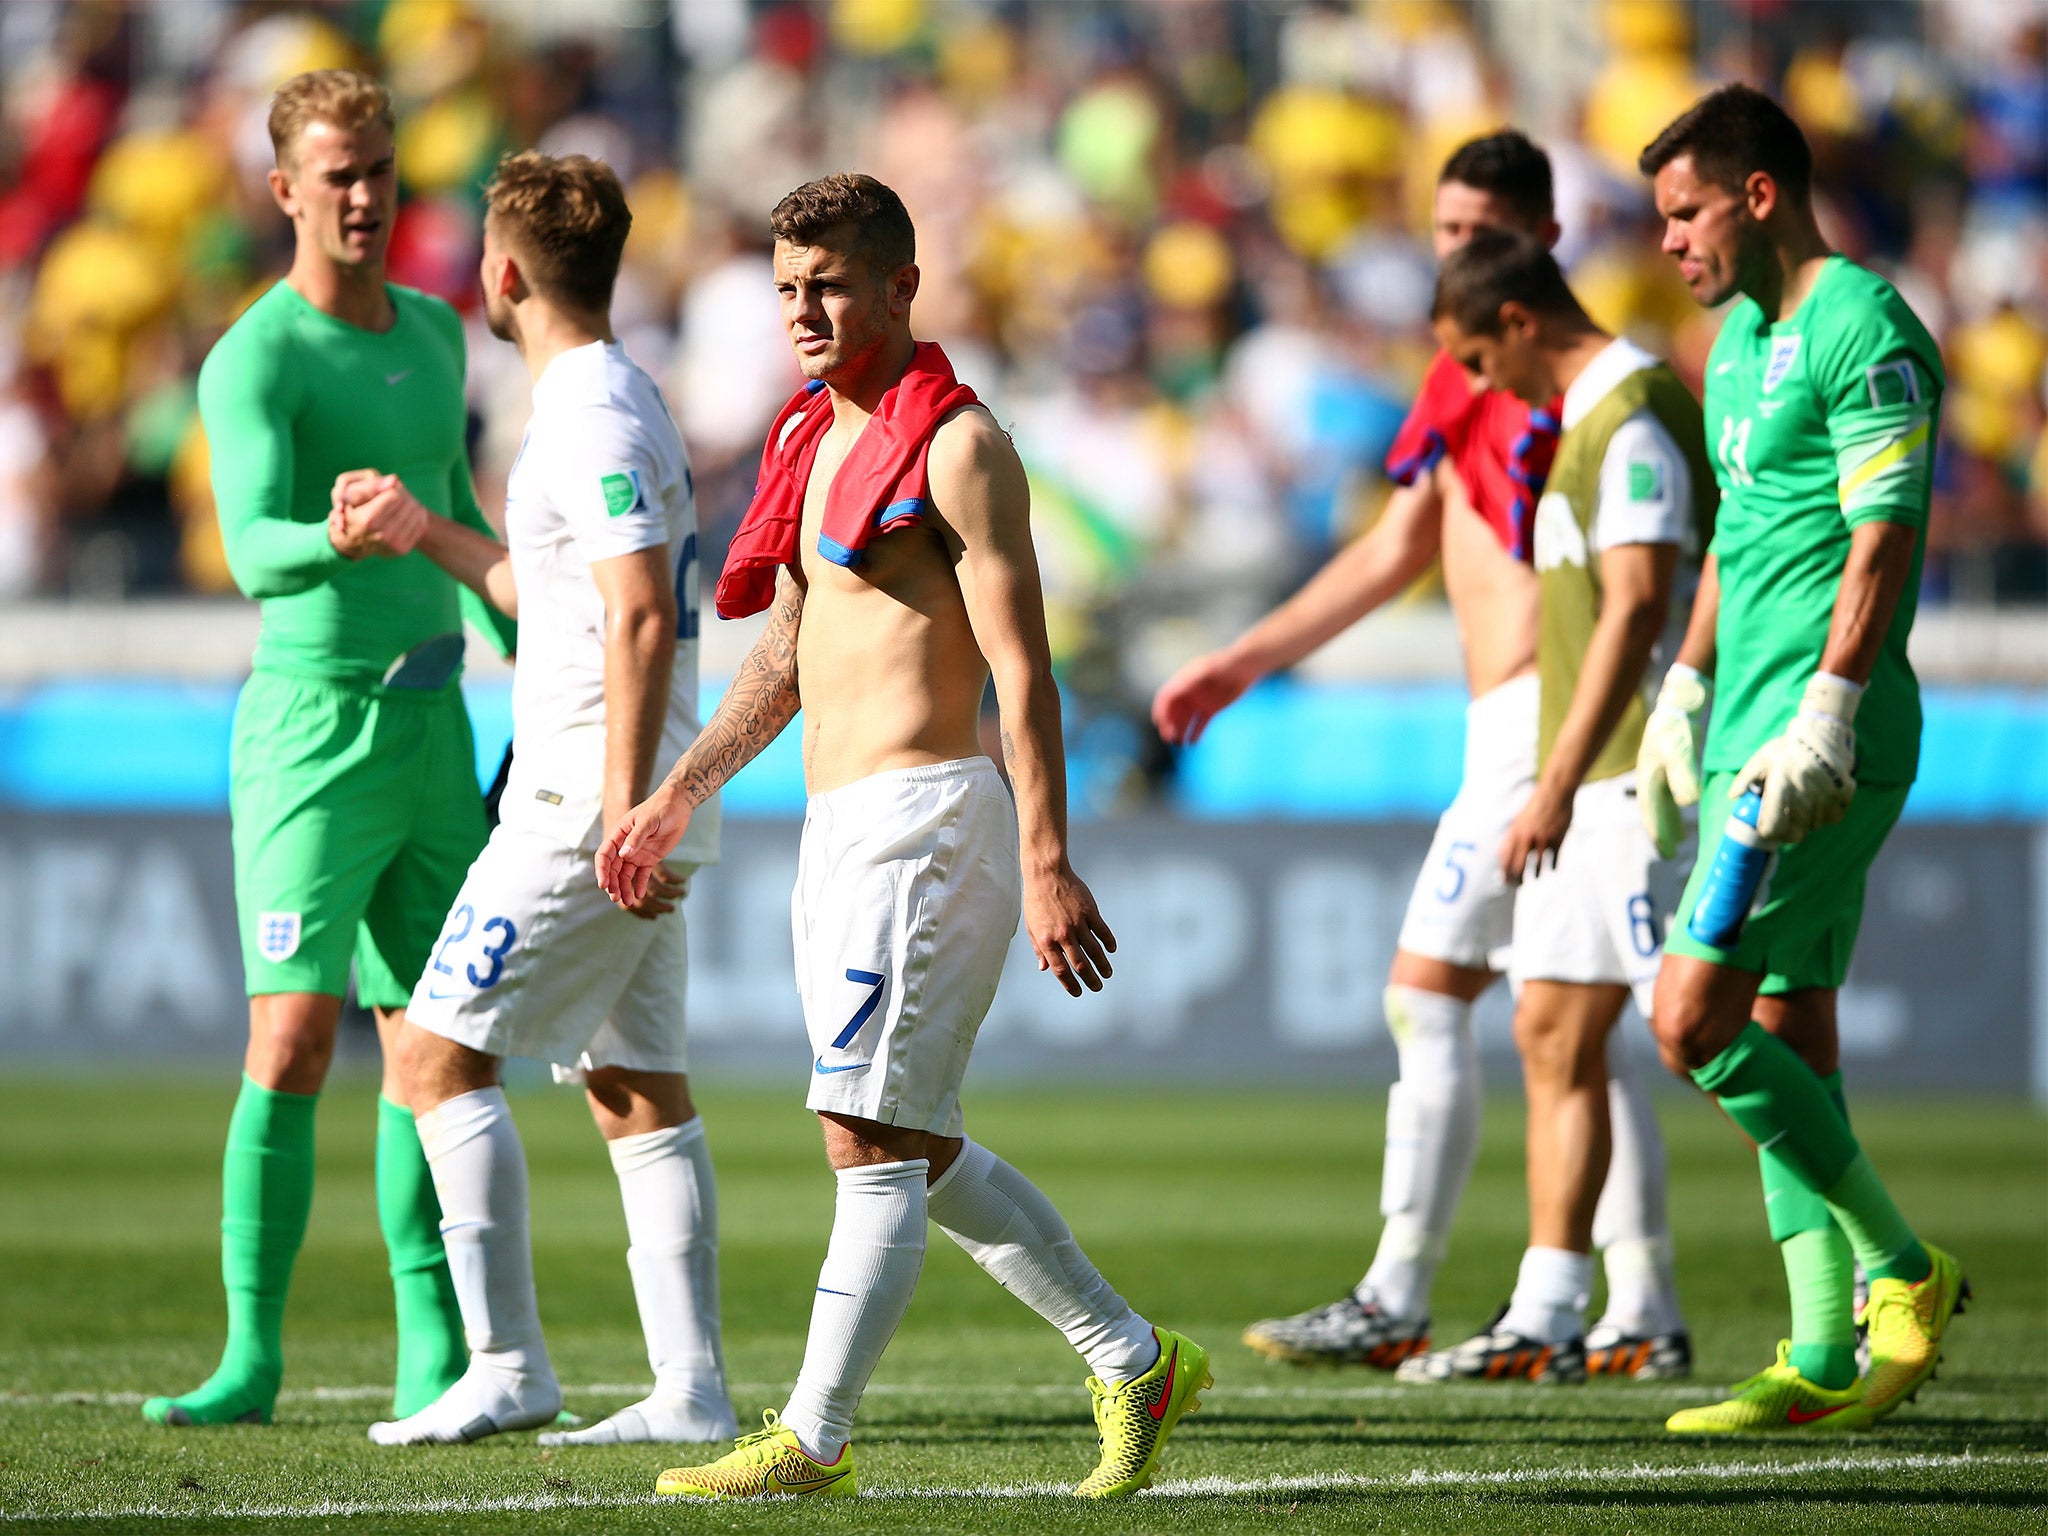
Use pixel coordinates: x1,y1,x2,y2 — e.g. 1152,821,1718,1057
427,903,519,994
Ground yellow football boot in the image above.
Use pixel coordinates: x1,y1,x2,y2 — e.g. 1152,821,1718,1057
1665,1342,1872,1434
653,1410,856,1499
1861,1243,1969,1420
1074,1329,1212,1498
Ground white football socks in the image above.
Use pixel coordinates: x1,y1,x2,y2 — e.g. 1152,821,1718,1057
1501,1245,1593,1345
370,1088,561,1444
926,1140,1157,1385
1592,1026,1685,1337
539,1117,736,1446
1361,985,1481,1322
777,1159,928,1464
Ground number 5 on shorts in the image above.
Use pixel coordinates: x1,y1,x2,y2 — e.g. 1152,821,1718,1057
1436,841,1477,903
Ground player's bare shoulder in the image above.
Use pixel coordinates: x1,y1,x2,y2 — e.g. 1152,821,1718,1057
925,403,1029,545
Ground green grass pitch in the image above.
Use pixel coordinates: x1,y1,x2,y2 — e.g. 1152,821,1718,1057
0,1074,2042,1533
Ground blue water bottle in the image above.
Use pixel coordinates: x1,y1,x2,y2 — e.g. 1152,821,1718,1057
1687,786,1775,948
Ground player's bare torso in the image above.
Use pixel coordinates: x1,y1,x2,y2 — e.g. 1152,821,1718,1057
1437,456,1539,698
794,403,991,795
1428,351,1541,697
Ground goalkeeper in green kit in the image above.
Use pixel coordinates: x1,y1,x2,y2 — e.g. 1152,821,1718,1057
143,70,516,1427
1635,85,1964,1435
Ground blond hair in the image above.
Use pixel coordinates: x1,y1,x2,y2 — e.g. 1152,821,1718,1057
482,150,632,311
268,70,393,167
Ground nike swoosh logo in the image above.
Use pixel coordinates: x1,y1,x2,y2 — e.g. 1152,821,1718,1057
385,369,413,385
813,1057,869,1075
1149,1344,1178,1421
426,989,463,1001
1786,1401,1854,1424
774,1466,850,1494
1759,1130,1789,1152
1714,361,1737,375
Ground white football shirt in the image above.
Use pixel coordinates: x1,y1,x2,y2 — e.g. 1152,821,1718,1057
498,340,720,863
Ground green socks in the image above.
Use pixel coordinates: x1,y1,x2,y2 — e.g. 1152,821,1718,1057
1696,1023,1859,1189
377,1095,467,1416
144,1076,318,1425
1823,1155,1929,1284
1697,1022,1929,1291
1764,1071,1857,1389
142,1087,468,1427
1760,1071,1848,1244
1783,1229,1859,1389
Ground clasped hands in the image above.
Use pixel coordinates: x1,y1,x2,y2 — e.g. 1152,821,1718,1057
328,469,428,560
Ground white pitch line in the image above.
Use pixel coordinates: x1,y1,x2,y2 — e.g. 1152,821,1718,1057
1142,1449,2046,1498
2,1449,2039,1522
4,1380,2024,1410
889,1449,2048,1500
0,1380,1792,1408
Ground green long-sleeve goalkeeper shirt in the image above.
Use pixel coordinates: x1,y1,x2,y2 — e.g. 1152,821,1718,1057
199,280,516,686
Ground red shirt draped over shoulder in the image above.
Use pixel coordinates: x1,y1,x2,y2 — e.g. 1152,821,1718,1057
715,341,977,619
1383,349,1560,563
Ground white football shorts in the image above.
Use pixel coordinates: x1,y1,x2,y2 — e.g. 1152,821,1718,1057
1395,672,1539,971
1507,771,1689,1017
407,823,696,1076
794,756,1021,1137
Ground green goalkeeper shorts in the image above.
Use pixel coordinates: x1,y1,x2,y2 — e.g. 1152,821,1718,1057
1663,770,1910,994
231,670,487,1009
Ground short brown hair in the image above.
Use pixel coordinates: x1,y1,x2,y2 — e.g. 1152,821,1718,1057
482,150,632,312
1639,84,1812,202
1432,228,1581,335
268,70,393,166
769,173,915,278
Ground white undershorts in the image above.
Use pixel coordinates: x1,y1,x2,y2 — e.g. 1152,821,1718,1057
1507,771,1688,1017
407,823,695,1077
794,756,1021,1137
1395,672,1539,971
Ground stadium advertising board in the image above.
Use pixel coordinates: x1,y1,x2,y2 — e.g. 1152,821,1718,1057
0,812,2036,1095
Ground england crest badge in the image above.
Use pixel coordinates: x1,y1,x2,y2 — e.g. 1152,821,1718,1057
1763,334,1802,394
257,911,302,962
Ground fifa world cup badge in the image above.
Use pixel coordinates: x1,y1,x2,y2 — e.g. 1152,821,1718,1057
257,911,302,962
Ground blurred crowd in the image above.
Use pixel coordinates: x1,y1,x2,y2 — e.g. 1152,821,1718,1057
2,0,2045,789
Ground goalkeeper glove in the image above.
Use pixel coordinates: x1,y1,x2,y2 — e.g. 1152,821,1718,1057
1637,664,1710,859
1731,673,1861,844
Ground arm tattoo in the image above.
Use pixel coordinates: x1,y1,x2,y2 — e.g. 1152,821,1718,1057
1000,727,1018,773
665,580,802,806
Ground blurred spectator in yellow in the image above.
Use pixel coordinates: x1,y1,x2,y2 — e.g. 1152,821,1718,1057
832,0,928,58
1949,305,2048,477
1250,83,1402,260
1582,0,1704,179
